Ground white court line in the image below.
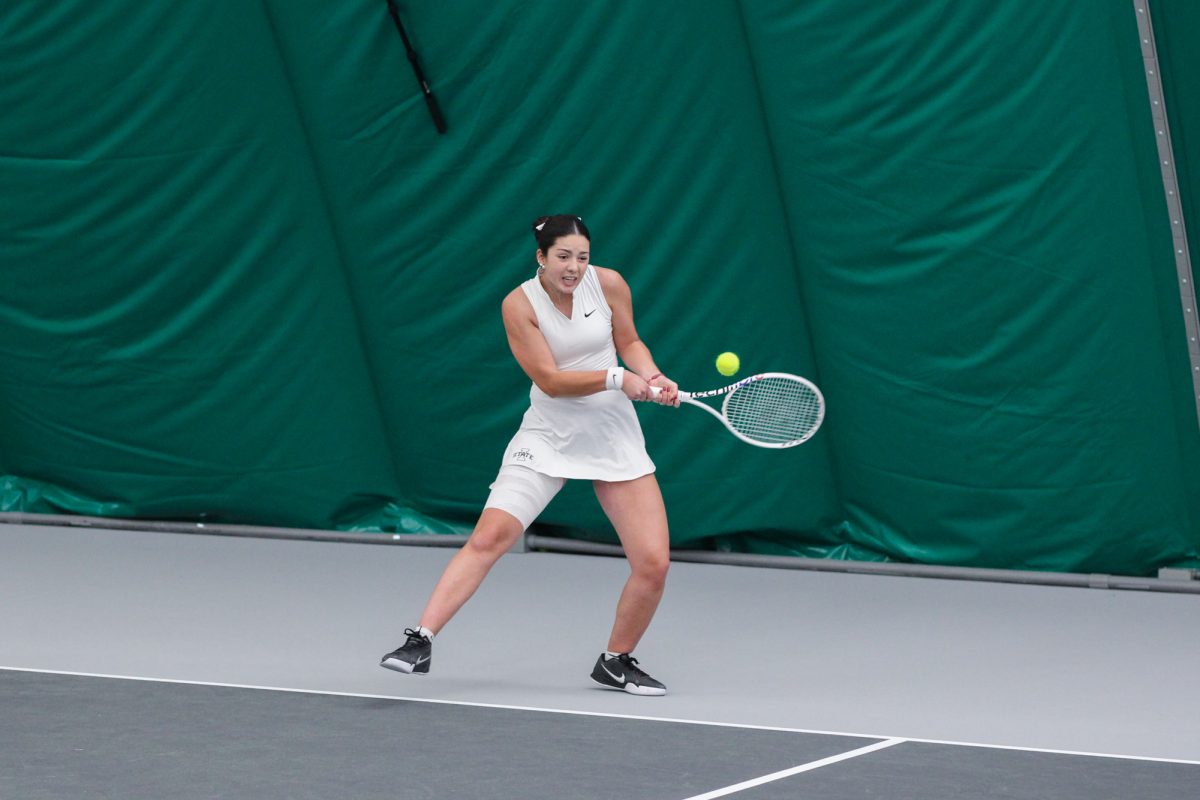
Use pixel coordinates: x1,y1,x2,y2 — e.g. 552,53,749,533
680,738,906,800
3,665,1199,766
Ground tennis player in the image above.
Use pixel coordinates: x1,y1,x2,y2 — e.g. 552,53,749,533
381,214,679,696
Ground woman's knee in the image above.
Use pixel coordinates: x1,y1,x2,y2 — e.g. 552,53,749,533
466,513,523,559
632,549,670,588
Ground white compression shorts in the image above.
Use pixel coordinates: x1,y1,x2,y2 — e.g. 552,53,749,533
483,465,566,530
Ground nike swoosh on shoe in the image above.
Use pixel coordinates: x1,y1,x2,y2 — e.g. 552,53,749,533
601,662,626,684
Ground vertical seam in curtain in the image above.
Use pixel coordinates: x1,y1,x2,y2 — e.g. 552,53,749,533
731,1,848,519
259,0,404,500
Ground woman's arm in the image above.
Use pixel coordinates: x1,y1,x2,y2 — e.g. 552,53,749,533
501,288,649,399
596,267,679,406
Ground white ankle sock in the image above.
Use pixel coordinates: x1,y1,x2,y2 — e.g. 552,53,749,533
417,626,435,640
605,650,623,659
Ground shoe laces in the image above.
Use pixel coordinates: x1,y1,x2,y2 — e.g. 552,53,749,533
615,653,650,680
403,627,430,644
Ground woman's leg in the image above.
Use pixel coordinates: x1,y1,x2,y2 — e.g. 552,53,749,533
416,465,564,634
593,473,671,654
416,508,525,634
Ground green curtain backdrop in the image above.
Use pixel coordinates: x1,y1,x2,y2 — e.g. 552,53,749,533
1,1,1197,575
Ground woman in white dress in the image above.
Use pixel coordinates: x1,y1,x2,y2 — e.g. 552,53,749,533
381,214,680,695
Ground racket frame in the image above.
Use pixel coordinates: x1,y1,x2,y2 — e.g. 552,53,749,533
653,372,825,449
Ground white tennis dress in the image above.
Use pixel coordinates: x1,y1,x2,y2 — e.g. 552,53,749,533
498,265,655,481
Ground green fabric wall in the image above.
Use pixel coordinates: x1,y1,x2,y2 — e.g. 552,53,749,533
1,1,1197,574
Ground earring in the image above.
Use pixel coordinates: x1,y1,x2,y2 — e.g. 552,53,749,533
537,263,545,275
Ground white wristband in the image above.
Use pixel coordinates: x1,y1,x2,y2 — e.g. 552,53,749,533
606,367,625,391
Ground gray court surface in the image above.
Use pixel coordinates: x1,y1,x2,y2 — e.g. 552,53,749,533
2,522,1198,798
3,670,881,800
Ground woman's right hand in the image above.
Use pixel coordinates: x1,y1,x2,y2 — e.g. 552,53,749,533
647,374,680,407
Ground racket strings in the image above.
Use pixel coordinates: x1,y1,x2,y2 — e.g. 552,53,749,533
724,377,822,444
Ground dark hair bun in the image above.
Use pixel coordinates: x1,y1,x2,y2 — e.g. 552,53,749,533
531,214,591,251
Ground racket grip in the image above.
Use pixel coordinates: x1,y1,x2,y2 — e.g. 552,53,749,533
633,386,662,403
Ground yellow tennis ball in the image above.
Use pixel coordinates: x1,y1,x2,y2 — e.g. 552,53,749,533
716,351,740,376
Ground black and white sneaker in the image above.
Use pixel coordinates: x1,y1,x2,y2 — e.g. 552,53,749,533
590,653,667,696
380,628,432,674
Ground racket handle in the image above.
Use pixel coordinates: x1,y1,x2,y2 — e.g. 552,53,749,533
642,385,687,405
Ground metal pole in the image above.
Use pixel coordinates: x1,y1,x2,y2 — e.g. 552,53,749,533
1133,0,1200,426
525,534,1200,594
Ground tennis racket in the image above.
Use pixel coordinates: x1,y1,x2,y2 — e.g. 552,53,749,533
648,372,824,448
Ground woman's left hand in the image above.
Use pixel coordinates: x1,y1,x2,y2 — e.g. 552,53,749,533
648,374,680,407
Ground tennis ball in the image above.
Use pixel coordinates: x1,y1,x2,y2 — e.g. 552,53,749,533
716,351,740,376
